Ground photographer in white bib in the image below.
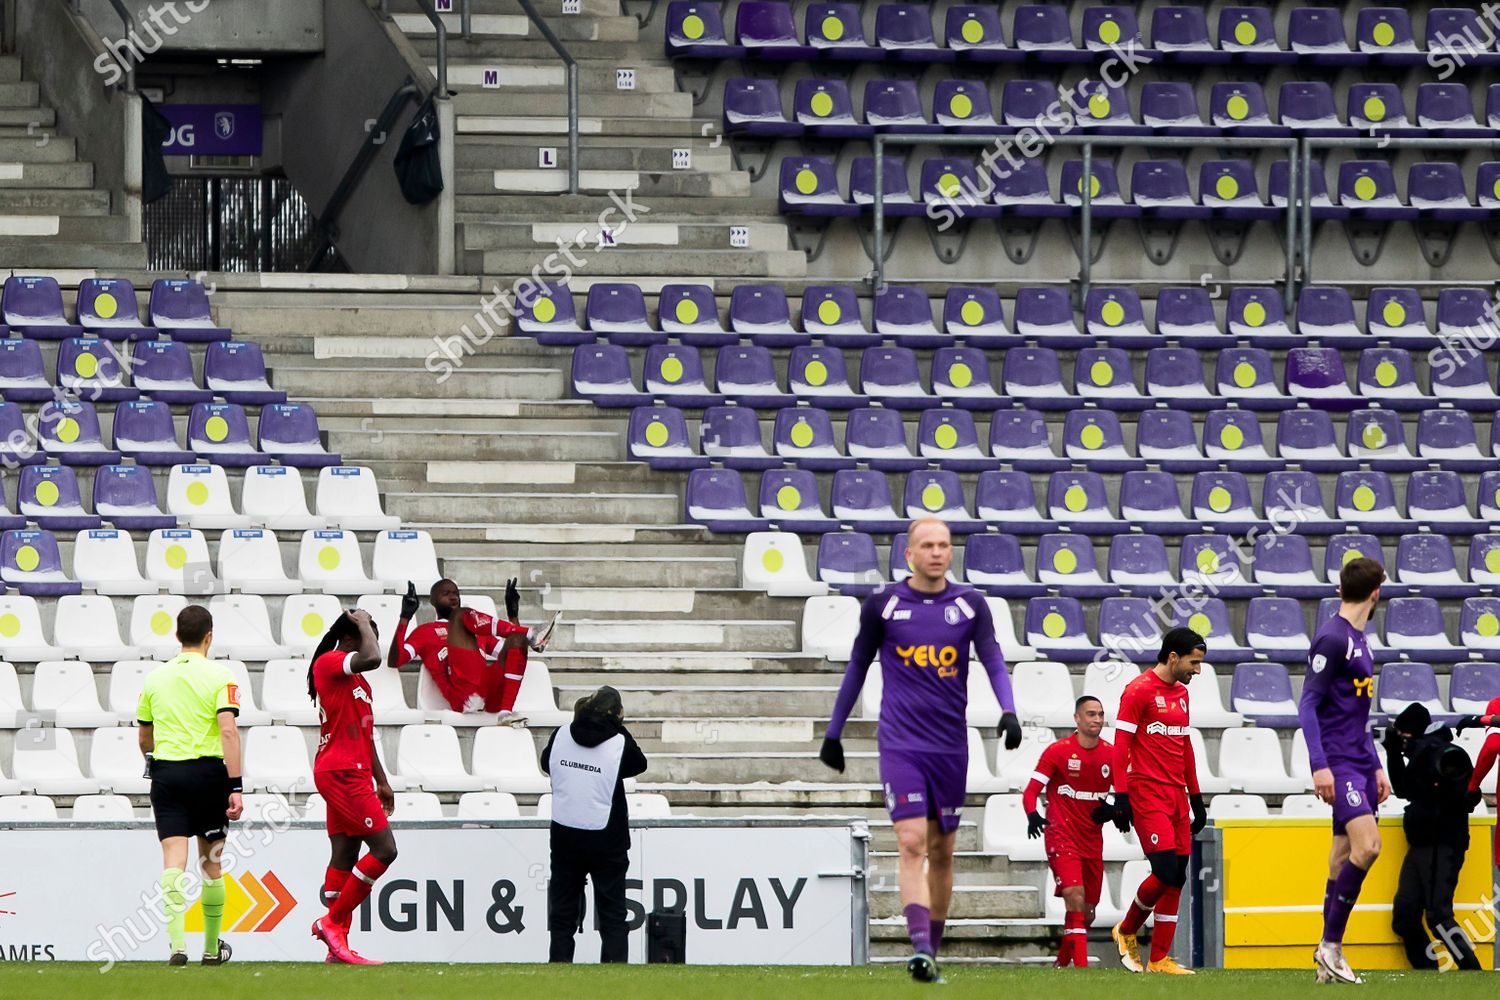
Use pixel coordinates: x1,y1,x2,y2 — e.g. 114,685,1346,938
541,685,648,962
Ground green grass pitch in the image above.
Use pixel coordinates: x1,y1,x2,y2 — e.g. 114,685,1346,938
0,964,1494,998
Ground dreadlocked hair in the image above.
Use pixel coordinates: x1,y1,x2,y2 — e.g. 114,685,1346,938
307,614,356,704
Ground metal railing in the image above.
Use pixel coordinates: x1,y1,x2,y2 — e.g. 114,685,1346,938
514,0,580,195
70,0,136,91
871,133,1301,311
1301,134,1500,288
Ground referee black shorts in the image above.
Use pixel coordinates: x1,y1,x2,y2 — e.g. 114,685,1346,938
149,757,231,842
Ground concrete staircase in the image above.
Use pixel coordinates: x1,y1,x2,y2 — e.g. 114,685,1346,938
386,2,804,281
0,54,145,269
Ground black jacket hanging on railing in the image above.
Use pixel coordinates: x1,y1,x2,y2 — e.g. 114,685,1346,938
141,95,174,206
393,95,443,206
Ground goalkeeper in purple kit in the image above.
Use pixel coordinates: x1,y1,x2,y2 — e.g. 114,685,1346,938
819,518,1022,984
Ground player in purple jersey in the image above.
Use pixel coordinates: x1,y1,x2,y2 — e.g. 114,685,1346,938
1297,557,1391,985
819,518,1022,984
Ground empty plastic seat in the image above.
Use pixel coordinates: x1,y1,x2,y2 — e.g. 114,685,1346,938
743,532,827,598
1097,597,1163,663
816,531,883,593
298,528,378,595
456,791,522,820
1012,4,1075,54
149,279,230,341
188,402,264,467
1338,161,1414,218
1378,661,1444,715
1192,471,1258,524
205,593,290,660
759,469,835,530
931,347,1002,408
1060,159,1132,213
1450,662,1500,714
312,465,396,531
1396,533,1465,593
1075,347,1143,403
72,793,137,820
232,465,320,532
1278,411,1346,469
395,724,485,792
1219,726,1302,793
1026,596,1091,650
19,464,99,530
12,725,97,794
874,285,942,348
585,283,661,346
730,284,805,348
1107,534,1173,588
71,526,151,595
143,527,218,595
1,526,79,596
1047,470,1115,526
53,593,138,660
111,400,193,466
200,340,284,404
128,594,188,659
945,6,1011,59
1418,82,1486,135
0,336,50,402
1179,535,1250,594
685,468,763,532
1015,287,1083,341
258,403,339,468
1245,598,1310,660
715,347,792,410
89,465,171,531
1384,596,1459,659
963,532,1035,592
243,725,314,793
128,339,209,404
570,344,646,407
933,80,999,131
1208,793,1270,819
57,337,136,403
258,657,321,726
39,400,120,466
918,408,987,468
30,659,113,726
278,594,343,658
1145,348,1209,402
1220,6,1282,57
1001,346,1068,405
216,528,298,596
460,729,548,794
658,283,728,346
164,463,248,531
1135,411,1206,468
1037,535,1104,588
0,594,66,660
1062,410,1132,465
904,469,975,527
77,277,152,339
1408,468,1478,522
3,275,79,338
1215,348,1283,405
708,405,781,469
989,408,1062,468
875,3,949,61
974,470,1045,528
1251,533,1321,592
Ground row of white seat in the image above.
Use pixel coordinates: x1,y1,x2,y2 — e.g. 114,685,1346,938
1,589,461,662
17,527,439,600
0,656,570,731
0,723,562,796
0,791,674,823
968,725,1499,796
3,464,398,533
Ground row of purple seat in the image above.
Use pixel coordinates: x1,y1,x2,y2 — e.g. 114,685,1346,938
573,341,1500,418
685,464,1500,536
0,400,338,469
735,78,1500,140
790,525,1500,599
0,276,226,342
1227,661,1494,725
672,4,1496,67
780,154,1500,223
525,282,1480,351
1,337,284,406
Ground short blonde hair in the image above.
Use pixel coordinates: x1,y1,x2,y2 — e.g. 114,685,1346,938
907,516,951,545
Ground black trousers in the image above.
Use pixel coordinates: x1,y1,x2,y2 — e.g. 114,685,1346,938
1391,842,1481,971
548,847,629,964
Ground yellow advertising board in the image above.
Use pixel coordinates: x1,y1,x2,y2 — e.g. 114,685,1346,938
1218,817,1495,969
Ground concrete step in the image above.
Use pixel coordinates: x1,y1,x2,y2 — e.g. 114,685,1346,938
0,81,40,110
366,459,655,491
456,193,781,217
0,212,131,240
398,13,640,42
455,90,687,119
0,187,109,214
0,130,75,161
268,364,567,400
460,167,748,197
391,0,621,17
869,851,1016,876
441,550,734,587
870,886,1040,920
0,239,146,268
472,247,806,278
542,649,824,674
324,427,620,462
389,489,679,524
457,114,716,138
455,141,735,173
868,919,1058,960
459,219,785,252
867,822,982,854
0,161,94,188
0,56,22,83
537,586,804,621
438,62,677,93
564,688,833,719
555,616,798,651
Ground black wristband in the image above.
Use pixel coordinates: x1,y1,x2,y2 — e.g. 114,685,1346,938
228,776,243,794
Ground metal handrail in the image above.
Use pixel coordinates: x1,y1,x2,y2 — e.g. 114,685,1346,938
412,0,448,97
871,133,1301,312
514,0,579,195
461,0,472,40
70,0,137,91
1302,134,1500,290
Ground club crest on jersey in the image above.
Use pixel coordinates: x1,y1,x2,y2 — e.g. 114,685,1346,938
1101,763,1111,778
944,605,962,626
1312,654,1327,674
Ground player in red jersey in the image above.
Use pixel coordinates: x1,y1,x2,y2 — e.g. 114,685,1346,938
1461,696,1500,860
1022,695,1114,968
307,609,396,966
390,578,556,722
1109,628,1209,976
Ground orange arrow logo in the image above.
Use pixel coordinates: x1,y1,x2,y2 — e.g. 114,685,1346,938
234,872,274,933
259,871,296,931
187,872,298,933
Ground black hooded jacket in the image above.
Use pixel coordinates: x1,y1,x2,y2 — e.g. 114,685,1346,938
1386,723,1474,848
541,712,648,857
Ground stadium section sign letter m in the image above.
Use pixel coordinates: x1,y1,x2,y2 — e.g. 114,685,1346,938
0,821,865,963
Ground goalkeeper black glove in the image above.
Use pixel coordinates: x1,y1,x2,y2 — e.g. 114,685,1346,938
1467,789,1483,812
819,737,845,773
504,577,521,621
399,580,420,620
998,711,1022,751
1190,792,1208,835
1456,714,1486,732
1026,811,1048,839
1111,792,1132,834
1090,800,1114,825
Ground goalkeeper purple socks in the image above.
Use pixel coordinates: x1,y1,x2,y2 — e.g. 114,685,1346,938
931,919,945,955
1323,861,1369,944
904,903,933,956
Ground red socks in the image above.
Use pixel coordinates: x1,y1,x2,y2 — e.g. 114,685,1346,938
1149,887,1182,963
322,866,348,928
1060,910,1089,967
499,644,528,713
327,855,390,926
1120,873,1165,935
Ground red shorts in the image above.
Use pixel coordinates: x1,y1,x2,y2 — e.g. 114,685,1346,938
314,768,390,838
1130,781,1190,855
1048,849,1104,905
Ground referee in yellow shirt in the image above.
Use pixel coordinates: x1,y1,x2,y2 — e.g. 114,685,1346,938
137,605,244,966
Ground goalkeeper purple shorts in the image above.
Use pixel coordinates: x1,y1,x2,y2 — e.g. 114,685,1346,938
879,747,966,832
